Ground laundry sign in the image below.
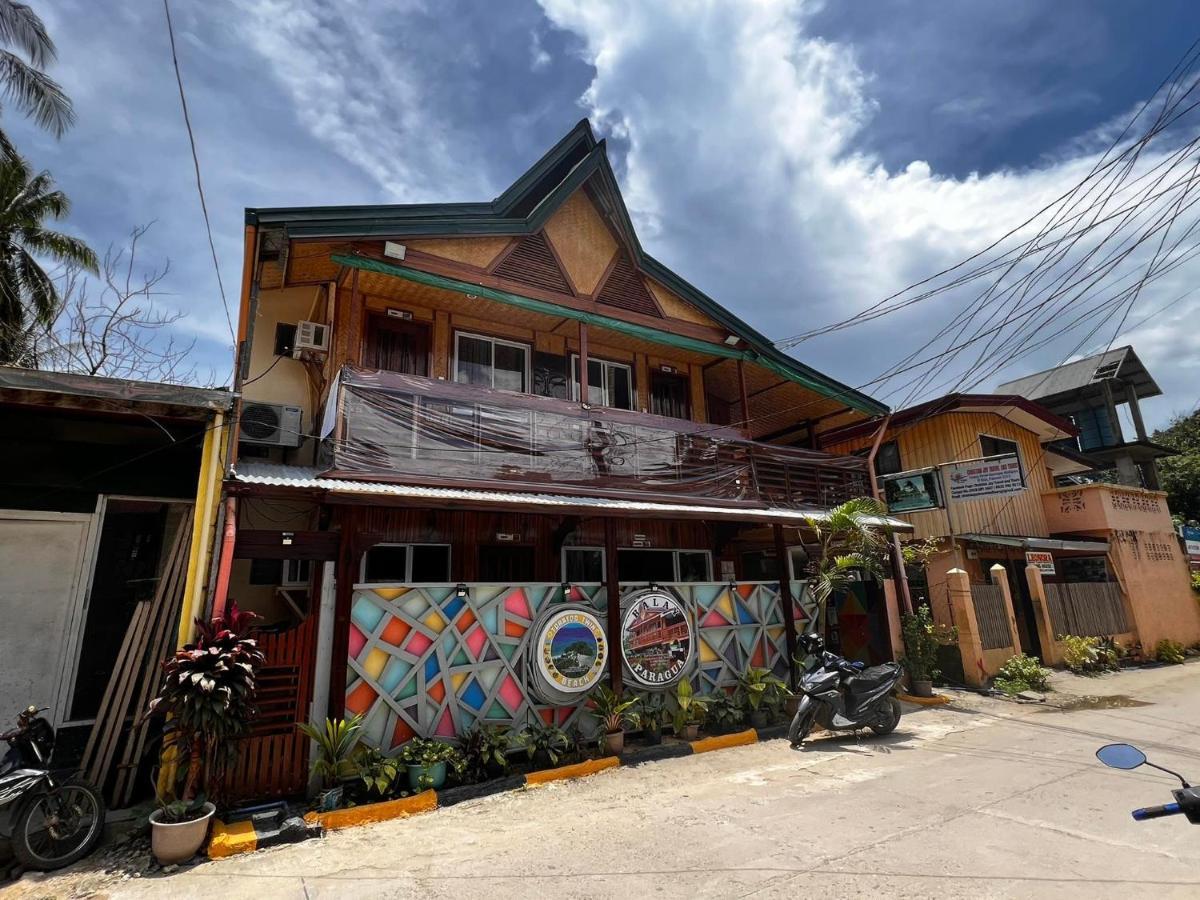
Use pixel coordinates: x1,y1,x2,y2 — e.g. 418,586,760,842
945,454,1024,500
1025,551,1056,576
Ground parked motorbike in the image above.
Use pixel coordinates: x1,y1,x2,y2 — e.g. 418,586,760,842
1096,743,1200,824
788,633,904,747
0,706,106,870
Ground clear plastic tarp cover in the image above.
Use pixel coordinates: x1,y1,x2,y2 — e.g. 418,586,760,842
325,366,868,508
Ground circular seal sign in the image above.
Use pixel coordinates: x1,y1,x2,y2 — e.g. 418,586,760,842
621,588,694,688
531,606,608,700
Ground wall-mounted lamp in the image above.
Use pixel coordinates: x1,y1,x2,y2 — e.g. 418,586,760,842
465,293,478,300
724,335,740,346
455,583,468,598
281,531,294,546
561,581,573,601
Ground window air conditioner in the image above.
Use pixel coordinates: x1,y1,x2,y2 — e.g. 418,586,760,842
294,320,330,354
239,402,303,447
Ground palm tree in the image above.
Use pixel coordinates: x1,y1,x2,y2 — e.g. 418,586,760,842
801,497,892,634
0,0,74,158
0,152,95,364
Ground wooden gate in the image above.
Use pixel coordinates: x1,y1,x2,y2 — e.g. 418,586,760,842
970,583,1013,650
1044,582,1129,637
223,613,318,800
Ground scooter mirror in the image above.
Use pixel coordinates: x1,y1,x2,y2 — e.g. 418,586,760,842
1096,743,1147,770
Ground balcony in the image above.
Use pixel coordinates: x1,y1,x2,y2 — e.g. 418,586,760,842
322,365,869,510
1042,483,1174,535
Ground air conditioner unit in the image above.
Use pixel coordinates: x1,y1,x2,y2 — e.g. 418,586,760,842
294,320,330,354
281,558,311,588
239,402,303,447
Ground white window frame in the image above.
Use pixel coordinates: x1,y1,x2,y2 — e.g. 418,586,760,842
560,545,606,583
617,547,713,583
453,331,531,393
569,353,634,409
979,432,1025,485
359,542,452,585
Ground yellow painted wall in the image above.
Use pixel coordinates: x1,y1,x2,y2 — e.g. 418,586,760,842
244,285,325,427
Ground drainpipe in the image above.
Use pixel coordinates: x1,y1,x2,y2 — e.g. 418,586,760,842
210,496,238,622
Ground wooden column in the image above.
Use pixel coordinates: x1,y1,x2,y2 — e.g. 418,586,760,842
1100,379,1124,444
579,323,590,404
736,358,751,437
327,508,361,721
773,524,799,686
604,517,622,693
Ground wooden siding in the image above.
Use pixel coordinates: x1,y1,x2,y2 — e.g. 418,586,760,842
543,188,618,294
404,236,511,269
823,411,1054,539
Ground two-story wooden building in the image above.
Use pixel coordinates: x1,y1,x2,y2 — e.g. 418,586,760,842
207,122,904,795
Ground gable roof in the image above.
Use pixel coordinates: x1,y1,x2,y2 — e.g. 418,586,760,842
996,345,1162,404
246,120,886,416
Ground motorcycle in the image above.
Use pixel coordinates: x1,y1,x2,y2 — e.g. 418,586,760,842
0,706,106,870
788,632,904,747
1096,743,1200,824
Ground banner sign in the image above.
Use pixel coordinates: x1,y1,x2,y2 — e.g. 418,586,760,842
946,454,1024,501
1183,525,1200,569
882,468,942,513
1025,551,1056,576
621,588,694,688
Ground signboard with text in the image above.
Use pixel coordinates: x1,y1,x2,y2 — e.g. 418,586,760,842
1184,525,1200,570
1025,551,1056,576
946,454,1024,501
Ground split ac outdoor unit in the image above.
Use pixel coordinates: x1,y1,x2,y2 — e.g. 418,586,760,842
294,320,330,354
239,402,303,447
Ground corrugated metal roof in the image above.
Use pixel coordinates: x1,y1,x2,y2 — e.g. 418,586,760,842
232,463,911,529
0,366,232,412
996,346,1161,402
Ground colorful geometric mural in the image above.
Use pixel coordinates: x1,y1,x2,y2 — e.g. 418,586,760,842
345,580,809,750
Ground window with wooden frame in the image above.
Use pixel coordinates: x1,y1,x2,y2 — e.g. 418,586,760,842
359,543,452,584
616,548,713,583
649,370,690,420
979,433,1024,481
561,546,605,583
454,332,530,393
363,315,430,375
570,354,633,409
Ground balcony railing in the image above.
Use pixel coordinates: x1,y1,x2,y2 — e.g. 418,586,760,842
323,365,869,509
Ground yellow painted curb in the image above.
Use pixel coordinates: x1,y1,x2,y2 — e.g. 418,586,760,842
304,789,438,831
690,728,758,754
897,692,951,707
207,819,257,859
524,756,620,786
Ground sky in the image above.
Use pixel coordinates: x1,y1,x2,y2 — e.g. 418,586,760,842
12,0,1200,430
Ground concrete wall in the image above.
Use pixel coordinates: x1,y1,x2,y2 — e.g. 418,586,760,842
244,285,326,432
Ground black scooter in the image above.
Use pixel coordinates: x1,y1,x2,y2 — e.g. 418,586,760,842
1096,743,1200,824
788,633,904,747
0,706,106,870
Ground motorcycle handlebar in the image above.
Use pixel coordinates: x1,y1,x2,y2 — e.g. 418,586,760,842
1132,803,1183,821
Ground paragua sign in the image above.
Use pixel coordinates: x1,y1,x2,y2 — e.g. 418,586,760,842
945,453,1024,501
621,588,694,688
533,607,608,698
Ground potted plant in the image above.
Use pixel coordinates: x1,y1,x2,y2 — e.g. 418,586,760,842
297,715,364,810
634,692,666,745
705,692,744,735
519,718,572,770
460,723,514,783
354,746,404,801
587,684,639,755
399,738,464,791
146,601,264,865
671,680,709,740
736,667,787,728
900,605,956,697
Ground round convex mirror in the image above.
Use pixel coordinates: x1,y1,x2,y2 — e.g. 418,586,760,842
1096,743,1147,770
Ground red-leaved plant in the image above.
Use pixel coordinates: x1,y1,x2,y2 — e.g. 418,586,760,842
148,600,264,801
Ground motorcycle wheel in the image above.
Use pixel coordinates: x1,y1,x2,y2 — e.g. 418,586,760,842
869,698,902,737
12,777,106,871
787,708,814,746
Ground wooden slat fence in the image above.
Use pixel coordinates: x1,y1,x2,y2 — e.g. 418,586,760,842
222,613,319,800
1044,582,1128,638
970,583,1013,650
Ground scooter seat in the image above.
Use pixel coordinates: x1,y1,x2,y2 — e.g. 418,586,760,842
845,663,901,692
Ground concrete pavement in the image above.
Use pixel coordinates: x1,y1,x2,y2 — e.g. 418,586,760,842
9,662,1200,899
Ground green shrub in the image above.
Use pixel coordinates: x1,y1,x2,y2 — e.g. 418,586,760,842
900,605,957,682
1155,639,1186,665
993,653,1051,695
1191,570,1200,595
1059,635,1120,674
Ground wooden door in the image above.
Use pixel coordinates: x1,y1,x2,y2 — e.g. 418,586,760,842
363,316,430,375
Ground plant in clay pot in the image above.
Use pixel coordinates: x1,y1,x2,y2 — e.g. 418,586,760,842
900,605,956,696
399,738,464,791
736,667,788,728
146,601,264,864
587,684,638,755
671,679,709,740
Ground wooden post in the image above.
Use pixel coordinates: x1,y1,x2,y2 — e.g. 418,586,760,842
989,563,1022,656
736,358,751,438
1100,379,1124,444
1125,381,1148,442
604,517,622,693
773,525,799,685
328,508,360,720
1024,564,1061,666
579,323,590,404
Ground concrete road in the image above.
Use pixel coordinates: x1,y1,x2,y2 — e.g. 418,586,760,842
11,663,1200,899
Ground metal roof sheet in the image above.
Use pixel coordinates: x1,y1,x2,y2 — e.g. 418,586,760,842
996,346,1161,403
232,463,911,529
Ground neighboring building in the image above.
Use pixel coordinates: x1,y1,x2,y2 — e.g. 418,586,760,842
0,367,229,769
212,121,904,795
821,393,1200,677
997,345,1173,489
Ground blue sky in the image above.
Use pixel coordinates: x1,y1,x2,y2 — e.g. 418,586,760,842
13,0,1200,428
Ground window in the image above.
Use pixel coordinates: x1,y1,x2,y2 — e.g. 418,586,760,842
650,371,690,419
478,545,535,581
874,440,902,476
740,547,809,581
360,544,451,584
455,332,530,393
617,549,713,583
980,434,1023,480
562,546,605,582
571,355,633,409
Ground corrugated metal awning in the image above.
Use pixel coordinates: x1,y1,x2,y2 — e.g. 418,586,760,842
232,463,913,530
959,533,1108,552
